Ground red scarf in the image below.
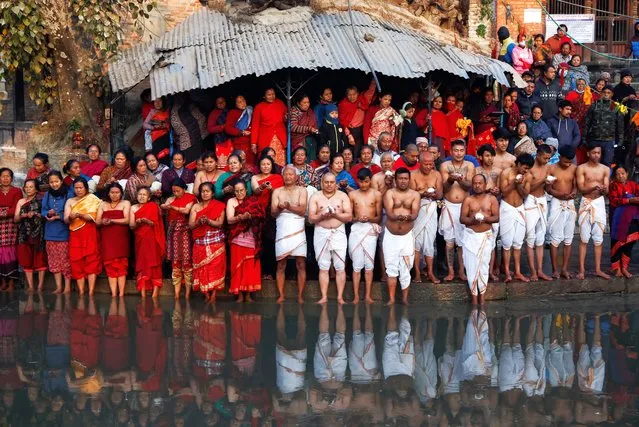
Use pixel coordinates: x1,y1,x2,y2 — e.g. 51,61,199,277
228,196,266,254
135,202,166,257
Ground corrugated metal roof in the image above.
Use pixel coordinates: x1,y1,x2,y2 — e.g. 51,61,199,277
108,8,525,98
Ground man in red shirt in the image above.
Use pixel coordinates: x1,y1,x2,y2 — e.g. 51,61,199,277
350,145,381,180
393,144,420,171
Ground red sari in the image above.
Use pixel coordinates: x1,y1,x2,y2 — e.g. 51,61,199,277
192,201,227,293
70,307,102,370
135,302,166,391
251,99,287,166
100,209,130,278
68,194,102,280
101,311,130,374
215,139,234,171
228,197,265,294
133,203,165,291
430,109,451,153
167,193,197,269
80,160,109,178
231,312,261,377
193,312,226,378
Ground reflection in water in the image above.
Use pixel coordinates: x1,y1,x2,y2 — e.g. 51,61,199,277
0,294,638,425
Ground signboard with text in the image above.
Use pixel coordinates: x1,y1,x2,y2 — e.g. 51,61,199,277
545,14,595,44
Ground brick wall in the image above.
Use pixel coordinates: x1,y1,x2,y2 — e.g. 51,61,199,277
495,0,546,41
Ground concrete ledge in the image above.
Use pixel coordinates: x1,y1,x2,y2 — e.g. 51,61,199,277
35,274,639,302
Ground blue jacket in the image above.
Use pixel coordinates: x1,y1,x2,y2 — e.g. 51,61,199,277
547,115,581,150
525,118,552,143
41,192,70,242
314,101,336,127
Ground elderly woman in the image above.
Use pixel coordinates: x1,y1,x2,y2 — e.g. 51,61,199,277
63,159,91,194
290,94,319,160
143,97,171,165
97,183,131,297
97,148,133,193
80,144,109,177
130,186,165,298
610,165,639,278
525,105,552,145
125,157,155,202
225,95,254,165
145,152,169,183
161,151,195,198
193,152,225,197
227,180,265,302
291,146,318,189
364,91,402,151
329,153,357,193
251,88,287,166
189,182,227,302
563,54,589,92
14,179,47,292
0,168,21,291
26,152,52,197
214,154,253,201
42,171,72,294
161,178,197,300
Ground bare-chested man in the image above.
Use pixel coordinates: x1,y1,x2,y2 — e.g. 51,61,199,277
547,146,578,279
272,165,308,303
493,127,516,171
499,154,534,283
476,144,502,281
382,168,420,305
371,152,395,280
410,152,443,284
576,144,610,280
308,173,353,304
348,168,382,304
460,174,499,305
439,139,475,282
524,144,552,281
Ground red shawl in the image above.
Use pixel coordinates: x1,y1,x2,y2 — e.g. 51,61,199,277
250,99,287,152
80,159,109,177
134,202,166,259
167,193,197,222
100,210,130,261
431,109,451,153
447,109,464,142
228,196,266,254
193,200,226,239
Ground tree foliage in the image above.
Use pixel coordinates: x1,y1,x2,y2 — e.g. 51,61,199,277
0,0,156,109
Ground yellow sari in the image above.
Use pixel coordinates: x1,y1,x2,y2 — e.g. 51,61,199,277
69,194,101,231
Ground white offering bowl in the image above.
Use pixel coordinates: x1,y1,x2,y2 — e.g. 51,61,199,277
475,212,485,221
427,187,435,193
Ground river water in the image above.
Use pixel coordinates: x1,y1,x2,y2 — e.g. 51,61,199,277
1,293,638,426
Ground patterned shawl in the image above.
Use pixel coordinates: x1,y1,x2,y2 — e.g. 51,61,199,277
228,196,267,255
18,198,44,248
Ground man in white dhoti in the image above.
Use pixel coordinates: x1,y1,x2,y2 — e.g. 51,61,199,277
308,173,353,304
524,144,553,281
382,168,420,305
410,152,443,284
460,174,499,305
348,168,382,303
314,304,347,384
499,317,525,393
414,317,438,404
499,154,535,283
547,146,578,279
272,166,308,303
546,314,575,389
439,140,475,281
382,308,415,387
349,304,381,384
576,314,605,393
576,144,610,279
461,309,494,381
523,316,546,397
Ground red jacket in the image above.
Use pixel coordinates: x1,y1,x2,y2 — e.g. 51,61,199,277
392,156,419,172
609,180,639,208
337,80,376,133
251,100,287,152
207,108,227,135
225,109,251,148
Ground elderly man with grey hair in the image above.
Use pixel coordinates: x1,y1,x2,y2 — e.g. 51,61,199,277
372,132,399,167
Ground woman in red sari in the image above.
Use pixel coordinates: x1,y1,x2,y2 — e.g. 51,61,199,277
251,88,287,166
80,144,109,178
0,168,21,291
130,186,165,298
189,182,226,302
429,96,452,155
97,182,131,297
143,97,171,165
225,95,255,165
226,181,265,302
161,178,197,300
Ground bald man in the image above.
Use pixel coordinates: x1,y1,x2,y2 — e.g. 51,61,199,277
393,144,420,172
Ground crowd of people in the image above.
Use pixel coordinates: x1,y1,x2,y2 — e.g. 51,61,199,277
0,293,635,425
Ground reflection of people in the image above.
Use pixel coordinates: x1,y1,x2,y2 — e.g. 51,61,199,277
546,313,575,388
414,317,437,404
461,309,494,381
577,314,605,393
230,311,261,378
523,315,546,397
498,317,524,413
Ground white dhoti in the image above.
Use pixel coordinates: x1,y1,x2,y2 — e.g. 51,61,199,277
498,343,525,392
439,200,465,246
415,338,438,403
578,196,606,245
275,212,307,260
348,222,380,272
382,228,415,290
438,350,462,394
276,344,307,394
313,224,347,271
461,228,493,296
499,201,526,250
461,309,493,380
382,318,415,379
348,331,380,383
313,332,347,383
524,343,546,396
548,198,577,247
546,341,575,388
524,194,548,248
577,344,605,393
414,199,438,257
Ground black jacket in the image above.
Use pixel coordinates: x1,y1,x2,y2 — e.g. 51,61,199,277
516,90,541,119
319,121,348,155
534,78,563,120
584,99,625,143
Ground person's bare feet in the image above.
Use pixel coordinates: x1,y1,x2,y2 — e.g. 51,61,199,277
37,285,43,292
297,295,304,304
613,269,623,277
560,270,572,279
401,297,409,305
353,294,360,303
514,273,529,282
538,272,553,281
594,270,610,279
414,274,423,283
337,298,346,305
552,271,560,279
246,295,254,303
317,297,328,304
428,273,440,284
386,299,395,306
490,273,500,282
622,268,633,278
27,287,34,293
365,296,374,304
237,294,244,303
471,295,478,305
458,273,467,282
276,296,285,303
380,274,388,282
576,272,585,280
529,275,538,282
443,273,455,282
504,273,513,283
53,288,62,294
